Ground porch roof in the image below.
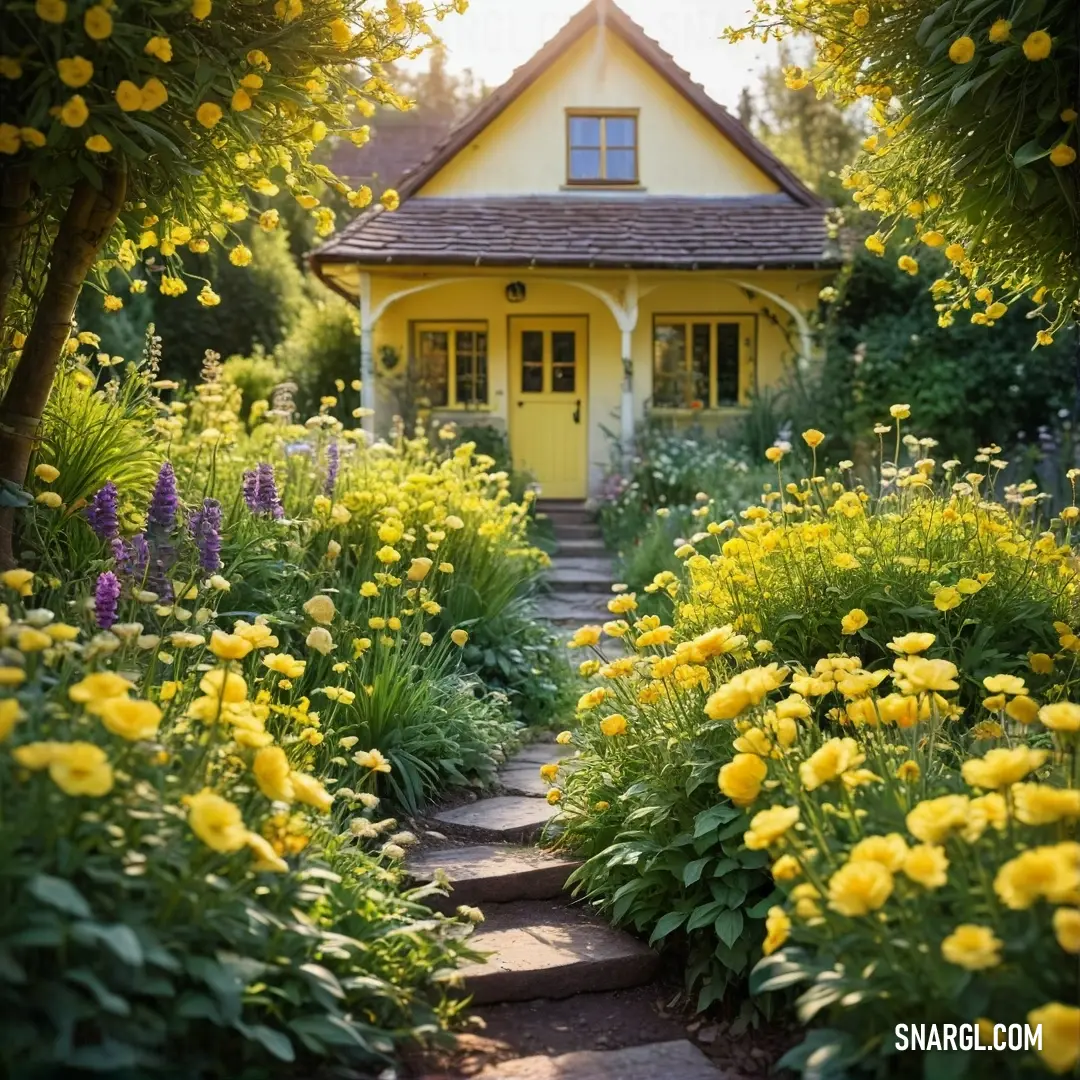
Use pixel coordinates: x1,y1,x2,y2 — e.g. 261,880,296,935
311,194,838,275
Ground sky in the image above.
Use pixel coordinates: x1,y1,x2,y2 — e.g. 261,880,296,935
419,0,781,110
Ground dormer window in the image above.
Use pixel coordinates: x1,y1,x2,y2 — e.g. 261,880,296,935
566,110,638,185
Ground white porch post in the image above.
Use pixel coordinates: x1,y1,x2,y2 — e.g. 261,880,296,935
618,274,639,457
357,271,376,439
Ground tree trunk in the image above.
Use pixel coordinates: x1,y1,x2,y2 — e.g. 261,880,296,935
0,165,127,566
0,165,34,333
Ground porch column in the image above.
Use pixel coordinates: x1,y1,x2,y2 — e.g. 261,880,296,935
357,271,376,439
618,274,640,457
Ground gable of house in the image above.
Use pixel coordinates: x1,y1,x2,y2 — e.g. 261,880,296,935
417,22,781,199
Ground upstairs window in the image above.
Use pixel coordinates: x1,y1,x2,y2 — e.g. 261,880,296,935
567,111,638,185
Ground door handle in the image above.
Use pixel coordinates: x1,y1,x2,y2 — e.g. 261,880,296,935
572,399,581,424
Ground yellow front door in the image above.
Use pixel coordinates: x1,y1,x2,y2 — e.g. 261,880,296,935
509,317,589,499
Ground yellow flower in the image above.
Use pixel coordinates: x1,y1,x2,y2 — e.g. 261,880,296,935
192,0,212,19
988,18,1011,43
961,746,1047,790
141,77,168,111
0,667,27,687
95,697,162,741
305,627,334,655
57,56,93,88
0,699,24,741
302,594,336,624
19,127,45,148
555,730,573,745
921,230,946,247
895,759,921,782
941,925,1002,970
762,906,790,956
718,753,768,806
60,95,89,128
539,763,559,782
451,629,469,647
36,0,67,22
569,625,602,648
546,788,562,805
1050,144,1077,168
906,794,970,844
187,789,246,852
84,4,112,38
1027,1003,1080,1074
253,746,294,802
353,748,392,773
208,629,253,661
896,255,918,276
246,830,287,872
1012,783,1080,825
407,557,433,581
1052,908,1080,954
69,671,135,703
892,656,959,693
229,244,252,267
84,133,113,153
376,545,401,565
864,233,885,255
744,805,800,850
799,737,864,791
765,446,785,463
1,569,34,596
801,428,825,449
196,102,223,128
994,844,1080,909
771,854,801,881
34,463,60,484
599,713,627,736
0,57,22,79
263,653,305,679
887,632,935,655
1040,702,1080,732
902,844,949,889
944,242,965,262
290,771,333,812
36,491,62,510
840,608,868,635
330,16,351,44
932,586,961,611
849,833,909,872
1021,30,1052,61
381,189,400,211
47,742,114,797
231,88,253,111
948,36,975,63
144,36,173,63
827,860,893,916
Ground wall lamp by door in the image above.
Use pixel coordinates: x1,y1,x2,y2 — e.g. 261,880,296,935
505,281,526,303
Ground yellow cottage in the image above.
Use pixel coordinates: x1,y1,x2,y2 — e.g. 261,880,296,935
311,0,840,499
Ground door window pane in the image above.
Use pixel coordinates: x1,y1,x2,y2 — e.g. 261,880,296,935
653,323,686,408
417,330,449,407
551,331,576,392
716,323,740,406
691,324,711,407
521,330,543,392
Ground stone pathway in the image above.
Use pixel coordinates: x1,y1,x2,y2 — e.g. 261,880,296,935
407,733,722,1079
533,501,614,627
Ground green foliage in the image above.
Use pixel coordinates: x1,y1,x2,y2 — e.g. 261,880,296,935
221,349,287,421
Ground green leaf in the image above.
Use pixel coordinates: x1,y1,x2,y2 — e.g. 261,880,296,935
648,910,689,945
924,1050,970,1080
1013,139,1050,169
686,899,725,932
64,1040,142,1072
299,963,345,1000
236,1022,296,1063
750,950,813,994
28,874,91,919
682,857,710,886
714,908,743,948
71,922,144,967
693,803,739,838
65,968,130,1016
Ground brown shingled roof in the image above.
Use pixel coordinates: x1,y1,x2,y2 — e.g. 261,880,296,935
313,195,836,270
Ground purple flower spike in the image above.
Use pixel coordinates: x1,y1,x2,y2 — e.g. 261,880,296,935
323,441,339,498
244,462,284,518
85,481,119,541
148,461,179,533
242,468,259,513
94,571,121,629
189,497,223,572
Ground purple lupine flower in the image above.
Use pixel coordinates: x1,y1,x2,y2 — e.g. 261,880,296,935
147,461,179,533
242,468,259,513
189,497,223,572
323,441,339,498
129,533,150,577
94,571,121,629
257,462,284,518
85,481,119,541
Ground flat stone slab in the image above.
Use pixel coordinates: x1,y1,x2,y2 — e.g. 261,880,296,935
458,900,659,1005
432,797,560,843
407,844,580,908
506,743,577,765
548,568,613,591
498,767,550,797
474,1040,718,1079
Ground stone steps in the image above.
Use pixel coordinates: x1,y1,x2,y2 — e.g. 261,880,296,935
433,796,561,844
556,537,608,558
457,900,660,1006
472,1039,719,1079
534,596,613,625
550,522,603,542
408,844,581,909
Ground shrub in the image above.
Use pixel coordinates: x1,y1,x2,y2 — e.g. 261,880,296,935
547,412,1080,1044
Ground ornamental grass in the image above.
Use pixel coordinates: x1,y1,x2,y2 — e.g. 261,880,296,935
553,414,1079,1075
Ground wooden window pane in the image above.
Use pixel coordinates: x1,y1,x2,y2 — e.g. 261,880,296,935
605,148,635,181
552,331,576,394
604,116,636,148
417,330,449,407
569,147,601,180
653,323,686,408
521,330,543,392
569,115,601,146
691,323,710,407
474,332,488,404
716,323,740,406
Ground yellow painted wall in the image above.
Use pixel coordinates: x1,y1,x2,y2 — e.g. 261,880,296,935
362,268,826,495
418,24,780,198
